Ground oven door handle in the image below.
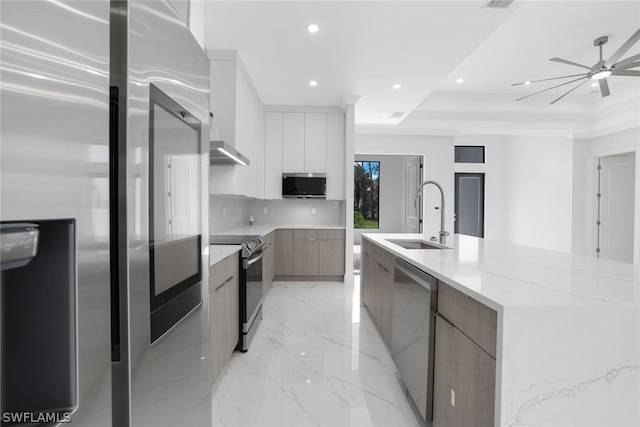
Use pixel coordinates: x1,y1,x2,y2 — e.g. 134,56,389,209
244,252,263,268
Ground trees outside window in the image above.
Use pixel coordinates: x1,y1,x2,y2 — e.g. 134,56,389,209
354,161,380,229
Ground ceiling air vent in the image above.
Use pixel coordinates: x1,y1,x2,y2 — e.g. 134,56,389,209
482,0,515,9
390,112,405,120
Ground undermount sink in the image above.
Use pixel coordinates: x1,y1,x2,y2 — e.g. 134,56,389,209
388,239,444,250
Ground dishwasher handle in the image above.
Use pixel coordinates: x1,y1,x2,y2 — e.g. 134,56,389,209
395,258,438,292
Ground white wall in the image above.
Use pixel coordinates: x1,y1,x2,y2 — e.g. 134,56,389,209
572,139,591,256
456,134,574,253
356,133,575,253
355,133,455,243
502,135,573,253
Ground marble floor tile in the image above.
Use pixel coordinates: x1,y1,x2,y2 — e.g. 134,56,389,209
211,278,422,427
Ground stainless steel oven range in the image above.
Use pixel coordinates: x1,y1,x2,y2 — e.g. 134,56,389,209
210,235,264,352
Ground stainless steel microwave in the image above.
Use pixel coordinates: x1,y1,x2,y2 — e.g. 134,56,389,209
282,173,326,198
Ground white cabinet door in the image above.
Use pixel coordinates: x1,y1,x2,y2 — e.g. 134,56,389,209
209,57,265,198
304,113,327,173
235,66,252,195
326,112,345,199
210,60,237,145
265,112,283,199
282,113,305,173
251,101,265,199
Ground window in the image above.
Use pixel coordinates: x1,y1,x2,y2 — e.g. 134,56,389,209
455,146,485,163
354,161,380,229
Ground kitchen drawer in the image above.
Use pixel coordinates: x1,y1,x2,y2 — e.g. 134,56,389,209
376,245,395,274
362,239,374,257
263,231,275,246
293,229,317,240
316,229,344,240
437,282,497,357
209,252,239,293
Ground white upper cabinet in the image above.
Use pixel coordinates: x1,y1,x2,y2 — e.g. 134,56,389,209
282,113,305,173
326,112,344,200
304,113,327,173
265,109,345,200
208,51,264,198
264,112,283,199
209,59,237,145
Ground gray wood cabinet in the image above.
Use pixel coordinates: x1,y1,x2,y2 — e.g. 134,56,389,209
275,229,293,275
262,231,276,294
318,238,345,276
361,238,394,347
433,282,497,427
276,229,345,279
437,282,497,358
293,234,319,275
209,252,240,381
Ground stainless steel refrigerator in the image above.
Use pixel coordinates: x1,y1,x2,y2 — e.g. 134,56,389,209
1,1,213,425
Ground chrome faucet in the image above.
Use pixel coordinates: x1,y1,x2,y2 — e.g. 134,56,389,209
415,180,449,244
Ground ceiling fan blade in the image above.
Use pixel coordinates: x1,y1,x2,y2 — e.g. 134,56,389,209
511,73,588,86
615,61,640,71
612,53,640,70
550,57,592,70
598,78,610,97
550,79,590,105
612,70,640,76
516,76,588,101
605,28,640,67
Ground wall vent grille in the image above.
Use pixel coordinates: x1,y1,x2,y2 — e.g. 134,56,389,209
482,0,515,9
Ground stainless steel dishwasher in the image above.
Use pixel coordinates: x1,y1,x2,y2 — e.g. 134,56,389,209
391,258,438,421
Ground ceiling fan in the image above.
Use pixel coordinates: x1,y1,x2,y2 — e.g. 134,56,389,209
513,28,640,104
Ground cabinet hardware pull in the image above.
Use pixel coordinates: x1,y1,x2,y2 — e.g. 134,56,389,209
214,275,234,291
435,312,455,328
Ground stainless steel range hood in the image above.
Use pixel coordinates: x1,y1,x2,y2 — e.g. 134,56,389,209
210,140,250,166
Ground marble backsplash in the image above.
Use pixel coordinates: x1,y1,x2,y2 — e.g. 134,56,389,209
209,196,346,233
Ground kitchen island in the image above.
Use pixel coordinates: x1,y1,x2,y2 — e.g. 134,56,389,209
362,233,640,427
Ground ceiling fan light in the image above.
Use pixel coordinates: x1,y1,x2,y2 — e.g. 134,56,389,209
591,70,611,80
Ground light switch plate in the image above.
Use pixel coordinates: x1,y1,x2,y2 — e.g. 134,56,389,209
263,207,268,215
222,207,227,217
311,207,317,215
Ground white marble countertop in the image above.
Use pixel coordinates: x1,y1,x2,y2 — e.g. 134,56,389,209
209,244,241,266
211,224,346,237
363,233,640,426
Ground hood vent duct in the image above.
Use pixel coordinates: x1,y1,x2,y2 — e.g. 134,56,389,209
210,140,250,166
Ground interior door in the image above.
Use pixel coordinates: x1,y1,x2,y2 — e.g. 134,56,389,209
454,173,484,238
405,157,422,233
598,153,635,263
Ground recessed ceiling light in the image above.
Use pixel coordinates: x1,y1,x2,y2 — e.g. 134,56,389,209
392,83,402,89
591,82,599,87
309,80,318,87
524,80,531,86
307,24,319,33
456,78,464,84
